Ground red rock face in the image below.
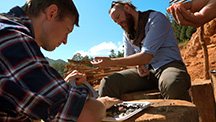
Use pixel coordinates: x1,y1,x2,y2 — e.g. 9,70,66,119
181,18,216,81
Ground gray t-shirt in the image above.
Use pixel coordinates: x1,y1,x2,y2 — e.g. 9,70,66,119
123,11,183,70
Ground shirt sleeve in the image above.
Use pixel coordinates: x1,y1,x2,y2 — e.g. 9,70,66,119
123,33,133,57
0,29,89,121
141,12,171,56
123,32,141,57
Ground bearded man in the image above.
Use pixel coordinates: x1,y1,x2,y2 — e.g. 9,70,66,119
91,1,191,102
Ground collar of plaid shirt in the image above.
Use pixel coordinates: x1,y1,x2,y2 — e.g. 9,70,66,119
0,6,35,37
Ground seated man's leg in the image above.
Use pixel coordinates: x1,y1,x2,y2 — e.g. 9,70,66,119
99,68,157,98
158,61,191,101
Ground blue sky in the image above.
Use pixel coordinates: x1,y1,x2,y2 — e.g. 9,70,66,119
1,0,171,61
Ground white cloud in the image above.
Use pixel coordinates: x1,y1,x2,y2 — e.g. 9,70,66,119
89,42,117,56
73,50,89,57
117,41,124,52
74,41,123,57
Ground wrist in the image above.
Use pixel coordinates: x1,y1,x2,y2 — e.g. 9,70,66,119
85,93,90,102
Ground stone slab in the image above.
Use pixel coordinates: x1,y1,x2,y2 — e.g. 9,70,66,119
122,99,199,122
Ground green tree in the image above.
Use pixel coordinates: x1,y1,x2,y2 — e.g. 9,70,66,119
166,12,196,43
50,62,67,77
72,53,83,61
180,26,187,42
70,53,95,67
108,49,124,58
117,51,124,58
172,20,183,43
109,49,116,58
186,26,196,39
82,55,90,61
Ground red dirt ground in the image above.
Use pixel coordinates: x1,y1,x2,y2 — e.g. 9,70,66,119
181,43,216,81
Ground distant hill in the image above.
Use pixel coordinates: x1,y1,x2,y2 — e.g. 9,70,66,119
46,57,67,64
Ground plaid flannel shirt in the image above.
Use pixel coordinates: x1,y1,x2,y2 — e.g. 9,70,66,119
0,6,89,122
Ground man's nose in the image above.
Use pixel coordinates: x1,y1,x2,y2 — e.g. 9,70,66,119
117,21,122,26
63,36,68,45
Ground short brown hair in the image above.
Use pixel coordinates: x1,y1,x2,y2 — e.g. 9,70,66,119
22,0,79,26
109,1,136,13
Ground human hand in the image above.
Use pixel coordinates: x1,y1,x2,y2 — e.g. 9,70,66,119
167,0,216,27
169,0,209,12
91,57,112,68
137,65,150,77
167,1,201,27
64,70,86,86
97,96,123,109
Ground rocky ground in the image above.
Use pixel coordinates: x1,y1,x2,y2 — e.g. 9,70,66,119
181,43,216,81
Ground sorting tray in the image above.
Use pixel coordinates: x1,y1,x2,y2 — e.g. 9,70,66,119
103,101,151,121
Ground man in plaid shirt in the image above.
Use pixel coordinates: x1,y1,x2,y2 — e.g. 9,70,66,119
0,0,121,122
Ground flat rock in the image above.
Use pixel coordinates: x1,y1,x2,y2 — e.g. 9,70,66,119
123,99,199,122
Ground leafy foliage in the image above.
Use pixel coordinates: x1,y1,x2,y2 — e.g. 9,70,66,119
72,53,83,61
46,57,66,64
109,50,124,58
71,53,95,67
117,51,124,57
109,49,117,58
45,57,67,77
50,62,68,77
166,13,196,43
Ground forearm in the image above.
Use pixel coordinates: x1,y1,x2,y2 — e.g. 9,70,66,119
111,53,152,66
77,98,106,122
199,0,216,23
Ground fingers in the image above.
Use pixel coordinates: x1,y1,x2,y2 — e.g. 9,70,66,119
64,70,86,85
176,5,200,27
65,70,78,81
90,57,104,65
167,1,199,27
103,96,122,103
97,96,123,109
70,73,86,85
91,57,111,68
71,70,79,73
174,4,190,25
137,65,149,77
176,3,202,27
91,57,109,64
90,59,103,65
167,3,183,23
74,73,87,85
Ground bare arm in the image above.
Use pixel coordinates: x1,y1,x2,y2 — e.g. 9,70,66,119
167,0,216,27
77,97,122,122
91,53,153,68
77,98,106,122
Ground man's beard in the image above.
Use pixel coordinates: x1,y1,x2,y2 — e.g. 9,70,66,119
121,11,136,39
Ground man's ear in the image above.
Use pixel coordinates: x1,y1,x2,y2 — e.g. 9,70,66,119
45,4,58,21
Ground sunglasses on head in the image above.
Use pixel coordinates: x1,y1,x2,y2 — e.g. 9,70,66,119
111,1,132,8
